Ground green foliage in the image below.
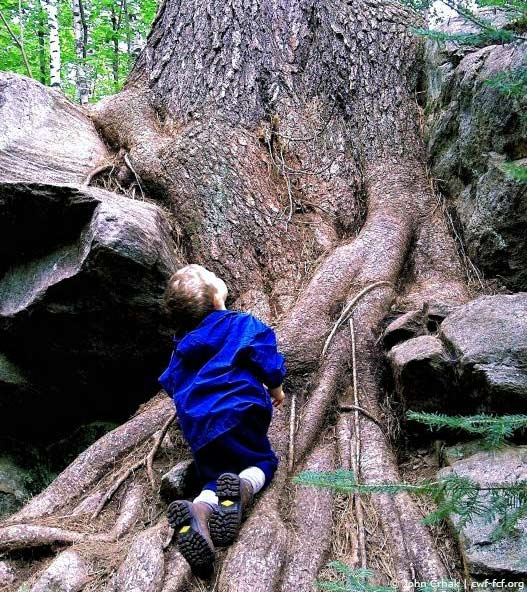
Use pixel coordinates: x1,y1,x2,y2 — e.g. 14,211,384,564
315,563,397,592
502,162,527,180
407,411,527,448
0,0,157,101
315,562,460,592
296,411,527,543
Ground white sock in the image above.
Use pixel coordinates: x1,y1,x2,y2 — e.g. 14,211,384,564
238,466,266,494
193,489,219,507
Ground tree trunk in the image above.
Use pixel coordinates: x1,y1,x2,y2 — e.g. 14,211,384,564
0,0,473,590
110,4,120,92
36,0,47,84
72,0,89,105
44,0,61,89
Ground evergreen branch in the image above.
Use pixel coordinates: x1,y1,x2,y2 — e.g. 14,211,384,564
407,411,527,448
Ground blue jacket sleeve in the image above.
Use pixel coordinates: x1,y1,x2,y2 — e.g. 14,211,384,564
238,316,286,389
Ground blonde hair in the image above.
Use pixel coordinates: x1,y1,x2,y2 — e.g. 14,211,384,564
163,265,216,331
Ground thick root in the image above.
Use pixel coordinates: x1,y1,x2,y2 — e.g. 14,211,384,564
27,550,91,592
160,546,192,592
218,480,288,592
280,442,335,592
0,525,85,552
112,485,145,540
109,526,165,592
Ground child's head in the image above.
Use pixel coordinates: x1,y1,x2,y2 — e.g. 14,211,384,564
163,264,228,330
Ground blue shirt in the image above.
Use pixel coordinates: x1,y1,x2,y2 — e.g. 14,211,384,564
158,309,286,453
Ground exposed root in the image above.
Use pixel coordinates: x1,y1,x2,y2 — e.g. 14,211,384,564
0,524,88,552
322,281,393,356
218,479,288,592
109,526,165,592
25,549,91,592
147,411,178,488
82,163,114,187
280,441,335,592
92,408,176,519
112,484,145,540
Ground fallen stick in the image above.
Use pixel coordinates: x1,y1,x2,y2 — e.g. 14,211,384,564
146,411,177,487
322,281,393,356
350,317,367,570
92,409,177,518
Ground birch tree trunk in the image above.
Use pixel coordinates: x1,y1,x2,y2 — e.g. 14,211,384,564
44,0,61,89
72,0,89,104
36,0,47,84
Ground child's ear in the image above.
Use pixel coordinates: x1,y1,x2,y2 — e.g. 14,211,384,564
213,292,223,309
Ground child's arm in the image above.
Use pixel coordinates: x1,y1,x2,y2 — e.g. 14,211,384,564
269,385,285,407
237,316,286,405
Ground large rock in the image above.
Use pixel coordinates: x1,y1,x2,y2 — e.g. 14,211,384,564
439,444,527,581
0,440,52,518
388,335,456,412
441,294,527,410
388,294,527,414
0,183,181,439
425,12,527,291
0,72,109,184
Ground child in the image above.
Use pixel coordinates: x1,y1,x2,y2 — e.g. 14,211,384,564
159,264,286,576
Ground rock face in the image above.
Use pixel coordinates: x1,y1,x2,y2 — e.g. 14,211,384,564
387,294,527,414
0,72,109,184
439,443,527,581
425,12,527,291
0,440,52,518
0,183,181,439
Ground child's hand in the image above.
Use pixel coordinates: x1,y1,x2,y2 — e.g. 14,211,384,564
269,386,285,408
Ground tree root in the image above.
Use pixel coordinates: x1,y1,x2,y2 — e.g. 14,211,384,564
112,485,145,540
0,525,86,552
109,527,165,592
218,480,289,592
160,546,192,592
280,442,335,592
147,411,178,487
92,409,176,519
27,549,91,592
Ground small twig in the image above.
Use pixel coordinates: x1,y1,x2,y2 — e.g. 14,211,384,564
92,410,176,519
124,153,145,199
350,317,367,569
146,410,177,487
82,163,113,187
338,404,383,430
288,393,297,473
0,8,32,78
91,459,143,519
322,281,393,356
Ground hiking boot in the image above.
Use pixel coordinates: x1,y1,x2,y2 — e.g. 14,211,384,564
209,473,254,547
167,500,215,577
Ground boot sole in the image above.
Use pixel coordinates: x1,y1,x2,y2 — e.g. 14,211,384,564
168,501,215,578
209,473,242,547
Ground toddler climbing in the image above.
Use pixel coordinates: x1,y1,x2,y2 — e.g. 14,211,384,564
159,264,286,576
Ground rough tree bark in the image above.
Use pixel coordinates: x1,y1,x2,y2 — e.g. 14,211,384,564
0,1,473,590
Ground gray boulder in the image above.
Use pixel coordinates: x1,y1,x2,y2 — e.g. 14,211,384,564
439,444,527,581
425,14,527,291
0,183,181,439
0,72,109,184
388,294,527,414
388,335,456,412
